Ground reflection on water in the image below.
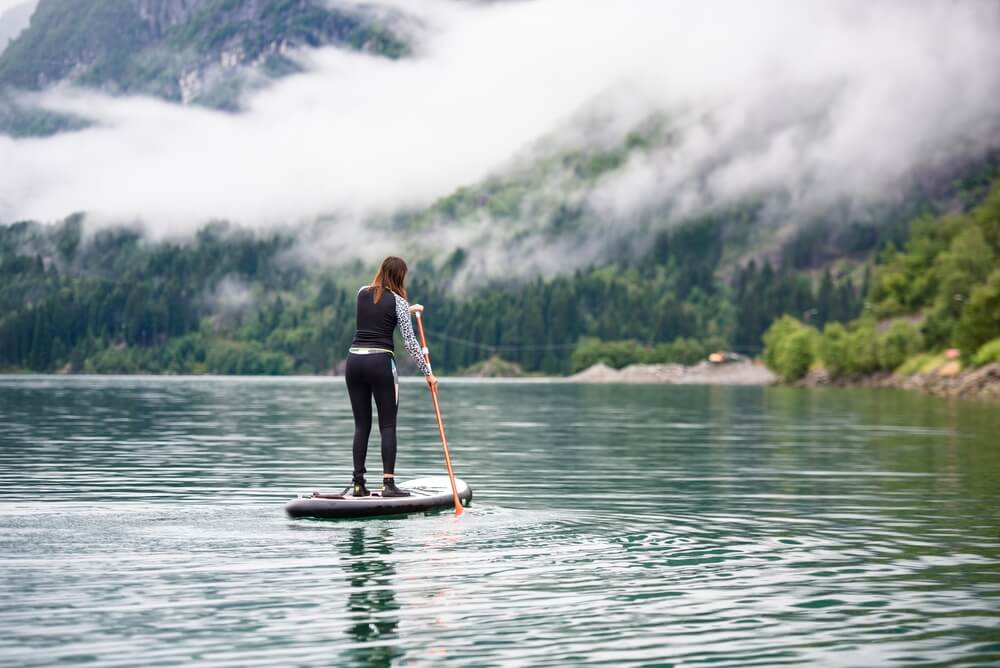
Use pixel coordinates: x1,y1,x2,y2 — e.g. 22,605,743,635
0,375,999,666
345,527,402,668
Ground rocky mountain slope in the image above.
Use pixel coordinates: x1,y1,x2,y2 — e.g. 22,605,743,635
0,0,406,134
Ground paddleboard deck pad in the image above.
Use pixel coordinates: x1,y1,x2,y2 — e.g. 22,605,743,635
285,476,472,519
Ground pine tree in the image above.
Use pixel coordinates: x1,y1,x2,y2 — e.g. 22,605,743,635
817,269,834,327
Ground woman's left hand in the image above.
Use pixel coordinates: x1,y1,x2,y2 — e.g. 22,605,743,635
409,304,424,315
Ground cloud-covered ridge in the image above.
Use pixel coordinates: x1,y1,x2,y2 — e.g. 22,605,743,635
1,0,998,267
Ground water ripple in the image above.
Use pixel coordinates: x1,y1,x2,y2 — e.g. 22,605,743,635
1,376,999,666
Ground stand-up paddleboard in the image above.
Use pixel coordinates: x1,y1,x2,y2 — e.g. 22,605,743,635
285,476,472,519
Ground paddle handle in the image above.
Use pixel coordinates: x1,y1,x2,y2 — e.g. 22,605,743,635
414,312,464,516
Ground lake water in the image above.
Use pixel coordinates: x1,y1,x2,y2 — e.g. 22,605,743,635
1,376,998,667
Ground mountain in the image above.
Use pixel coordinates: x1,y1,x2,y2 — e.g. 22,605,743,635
0,0,407,134
0,1,35,55
1,1,998,376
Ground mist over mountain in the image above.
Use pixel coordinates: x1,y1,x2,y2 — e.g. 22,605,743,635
1,0,999,283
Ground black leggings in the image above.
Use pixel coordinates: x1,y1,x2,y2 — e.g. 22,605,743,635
345,352,399,478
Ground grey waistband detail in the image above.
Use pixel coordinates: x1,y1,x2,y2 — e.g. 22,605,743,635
349,347,394,355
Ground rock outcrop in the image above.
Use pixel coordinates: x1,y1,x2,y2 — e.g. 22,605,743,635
570,360,777,385
797,363,1000,400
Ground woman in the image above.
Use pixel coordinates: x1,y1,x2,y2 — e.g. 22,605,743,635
345,256,438,498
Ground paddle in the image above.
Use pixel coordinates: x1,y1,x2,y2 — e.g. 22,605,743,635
414,311,464,517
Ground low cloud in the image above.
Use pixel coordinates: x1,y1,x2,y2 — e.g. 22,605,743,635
1,0,998,277
202,275,255,320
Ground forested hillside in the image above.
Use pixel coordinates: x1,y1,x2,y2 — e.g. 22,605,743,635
3,140,998,377
763,181,1000,382
0,208,871,375
3,136,997,377
0,208,939,378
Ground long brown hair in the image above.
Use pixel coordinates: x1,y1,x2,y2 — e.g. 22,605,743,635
370,256,408,303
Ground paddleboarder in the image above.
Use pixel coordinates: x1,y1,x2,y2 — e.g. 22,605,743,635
345,256,438,498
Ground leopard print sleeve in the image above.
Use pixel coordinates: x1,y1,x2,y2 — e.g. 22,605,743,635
393,292,432,376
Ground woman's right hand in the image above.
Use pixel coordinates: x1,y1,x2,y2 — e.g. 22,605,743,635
426,373,439,390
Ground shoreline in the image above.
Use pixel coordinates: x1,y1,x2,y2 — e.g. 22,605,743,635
795,363,1000,401
3,362,998,400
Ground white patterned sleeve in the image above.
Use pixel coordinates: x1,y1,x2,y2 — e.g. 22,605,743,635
395,294,433,376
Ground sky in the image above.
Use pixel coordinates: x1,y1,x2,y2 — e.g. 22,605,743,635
0,0,32,13
1,0,999,273
0,0,35,49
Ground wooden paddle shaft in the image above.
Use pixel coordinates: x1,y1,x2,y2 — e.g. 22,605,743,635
414,312,464,516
